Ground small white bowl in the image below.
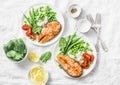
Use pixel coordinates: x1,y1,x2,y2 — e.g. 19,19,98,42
3,38,28,63
28,66,49,85
76,19,91,33
67,4,81,18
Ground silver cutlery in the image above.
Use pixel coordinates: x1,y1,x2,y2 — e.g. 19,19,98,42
95,13,101,52
87,14,108,52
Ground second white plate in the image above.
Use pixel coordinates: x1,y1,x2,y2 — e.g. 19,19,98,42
54,34,97,78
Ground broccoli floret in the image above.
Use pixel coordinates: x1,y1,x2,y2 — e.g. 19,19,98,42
3,45,8,54
7,50,23,61
3,40,15,53
3,38,27,61
7,50,16,58
13,53,23,61
7,40,15,49
13,38,25,54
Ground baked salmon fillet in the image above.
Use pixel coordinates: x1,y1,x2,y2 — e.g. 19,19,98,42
38,21,61,43
57,55,83,77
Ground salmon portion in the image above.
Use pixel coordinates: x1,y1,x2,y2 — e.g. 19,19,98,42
57,55,83,77
38,21,61,43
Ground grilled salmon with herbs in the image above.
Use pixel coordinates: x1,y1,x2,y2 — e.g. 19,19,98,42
57,55,83,77
38,21,61,43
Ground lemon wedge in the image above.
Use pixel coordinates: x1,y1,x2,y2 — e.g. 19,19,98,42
28,66,48,85
28,52,39,62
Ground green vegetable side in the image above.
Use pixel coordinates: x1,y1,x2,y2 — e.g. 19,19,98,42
39,51,52,63
3,38,27,61
59,32,93,58
23,6,57,35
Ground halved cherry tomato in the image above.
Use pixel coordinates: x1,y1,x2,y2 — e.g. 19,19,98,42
81,58,88,69
22,25,36,40
25,27,32,36
84,53,91,63
80,52,94,69
90,55,94,62
27,28,32,33
84,58,88,66
27,27,32,34
22,25,32,30
26,31,31,36
30,34,36,40
83,66,89,69
83,53,91,59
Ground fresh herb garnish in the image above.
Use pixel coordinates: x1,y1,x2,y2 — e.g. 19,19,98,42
39,51,52,63
58,64,62,69
88,62,93,67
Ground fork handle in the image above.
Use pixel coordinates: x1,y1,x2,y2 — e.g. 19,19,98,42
93,28,108,52
100,39,108,52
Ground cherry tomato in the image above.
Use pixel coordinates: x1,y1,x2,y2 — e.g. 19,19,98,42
26,31,31,36
83,66,89,69
22,25,36,40
30,34,36,40
27,27,32,34
25,27,32,36
84,58,88,66
90,55,94,62
83,53,91,59
81,58,89,69
22,25,32,30
80,52,94,69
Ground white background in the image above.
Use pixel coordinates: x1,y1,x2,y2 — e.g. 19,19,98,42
0,0,120,85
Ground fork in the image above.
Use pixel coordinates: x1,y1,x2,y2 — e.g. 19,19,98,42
95,13,101,52
87,14,108,52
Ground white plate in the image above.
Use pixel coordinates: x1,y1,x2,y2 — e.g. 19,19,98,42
54,34,97,78
21,4,64,46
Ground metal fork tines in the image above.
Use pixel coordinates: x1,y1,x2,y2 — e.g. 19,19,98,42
86,14,94,25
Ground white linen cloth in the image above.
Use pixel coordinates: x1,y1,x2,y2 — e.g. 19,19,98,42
0,0,120,85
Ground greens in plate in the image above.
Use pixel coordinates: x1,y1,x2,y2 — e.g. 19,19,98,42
54,32,97,78
23,5,57,35
22,5,63,45
59,32,93,58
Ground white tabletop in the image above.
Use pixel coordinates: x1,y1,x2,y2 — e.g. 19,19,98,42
0,0,120,85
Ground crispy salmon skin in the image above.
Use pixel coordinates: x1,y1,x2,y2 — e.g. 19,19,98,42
57,55,83,77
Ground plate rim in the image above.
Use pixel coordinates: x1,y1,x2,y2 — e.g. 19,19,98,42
21,3,64,46
53,34,97,78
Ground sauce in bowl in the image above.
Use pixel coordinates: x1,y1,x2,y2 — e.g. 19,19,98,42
28,66,48,85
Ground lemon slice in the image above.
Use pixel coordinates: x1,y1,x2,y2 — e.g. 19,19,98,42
28,52,39,62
